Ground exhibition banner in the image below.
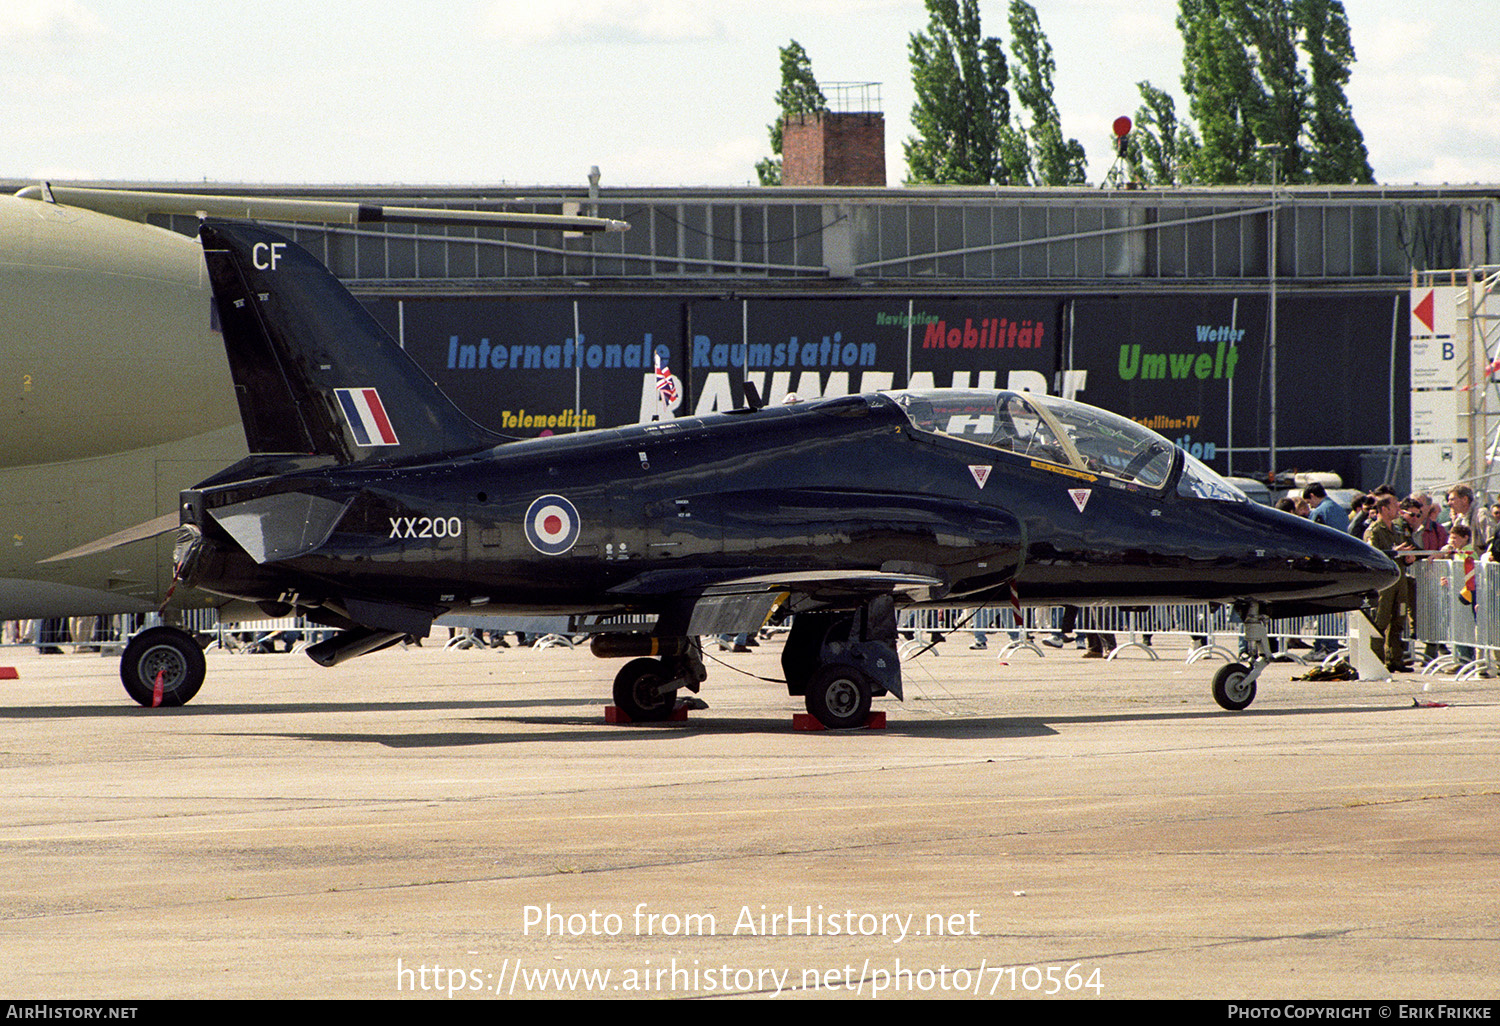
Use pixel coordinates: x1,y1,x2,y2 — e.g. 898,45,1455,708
368,291,1403,484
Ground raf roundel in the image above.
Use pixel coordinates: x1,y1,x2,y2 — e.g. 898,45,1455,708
524,495,581,555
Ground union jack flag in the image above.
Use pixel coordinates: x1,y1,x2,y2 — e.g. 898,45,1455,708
654,351,678,406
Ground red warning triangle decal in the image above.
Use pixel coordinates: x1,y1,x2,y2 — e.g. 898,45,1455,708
969,465,991,489
1413,289,1435,334
1070,488,1092,513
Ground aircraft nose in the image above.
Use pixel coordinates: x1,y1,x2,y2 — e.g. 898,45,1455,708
1318,527,1402,593
1246,502,1401,602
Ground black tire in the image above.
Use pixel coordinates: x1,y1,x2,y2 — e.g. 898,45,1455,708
781,611,845,695
804,664,874,729
612,658,678,722
1212,662,1256,711
121,627,206,708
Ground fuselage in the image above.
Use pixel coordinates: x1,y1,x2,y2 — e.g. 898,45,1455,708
0,195,233,466
0,195,243,617
183,391,1398,624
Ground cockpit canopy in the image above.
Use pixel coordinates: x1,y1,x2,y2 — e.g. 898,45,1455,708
890,389,1247,502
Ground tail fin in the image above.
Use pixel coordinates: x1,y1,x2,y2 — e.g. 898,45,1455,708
199,220,502,463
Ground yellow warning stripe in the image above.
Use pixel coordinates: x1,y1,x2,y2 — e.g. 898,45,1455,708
1030,460,1097,483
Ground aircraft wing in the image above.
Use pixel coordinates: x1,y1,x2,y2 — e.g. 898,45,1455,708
608,566,949,638
430,568,950,641
13,185,629,233
435,568,947,639
696,569,946,602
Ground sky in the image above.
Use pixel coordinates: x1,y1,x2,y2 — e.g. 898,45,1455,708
3,0,1497,189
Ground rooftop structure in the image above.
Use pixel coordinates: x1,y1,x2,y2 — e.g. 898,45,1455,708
18,179,1483,294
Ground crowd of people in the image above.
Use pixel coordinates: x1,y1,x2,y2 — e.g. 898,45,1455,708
1280,482,1500,673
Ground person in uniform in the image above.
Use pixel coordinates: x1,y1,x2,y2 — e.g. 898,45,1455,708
1364,495,1415,671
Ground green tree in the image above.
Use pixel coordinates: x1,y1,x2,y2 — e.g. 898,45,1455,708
1178,0,1262,183
1007,1,1086,185
756,40,827,186
1129,80,1197,184
1232,0,1308,181
904,0,1022,185
1297,0,1373,183
1175,0,1371,184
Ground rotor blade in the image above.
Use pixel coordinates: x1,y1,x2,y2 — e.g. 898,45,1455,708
13,185,629,233
38,512,180,564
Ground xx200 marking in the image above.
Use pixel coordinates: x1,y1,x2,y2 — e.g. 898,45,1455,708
389,516,463,539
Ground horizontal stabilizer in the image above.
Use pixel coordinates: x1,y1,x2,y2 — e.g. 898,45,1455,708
38,512,180,564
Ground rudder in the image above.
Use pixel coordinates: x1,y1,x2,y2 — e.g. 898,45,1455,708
199,220,501,463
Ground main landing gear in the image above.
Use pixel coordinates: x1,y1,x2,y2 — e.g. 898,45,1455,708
802,663,875,730
595,598,903,729
120,626,206,707
780,598,903,729
1211,601,1272,711
592,636,707,723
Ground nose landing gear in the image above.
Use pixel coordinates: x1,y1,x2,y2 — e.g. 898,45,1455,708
1212,601,1272,711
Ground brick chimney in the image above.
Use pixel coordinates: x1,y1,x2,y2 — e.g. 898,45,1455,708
780,83,885,187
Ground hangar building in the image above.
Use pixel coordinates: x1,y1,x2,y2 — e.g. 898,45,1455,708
115,180,1500,488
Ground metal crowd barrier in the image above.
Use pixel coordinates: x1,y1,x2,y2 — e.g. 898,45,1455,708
898,603,1350,665
0,612,330,653
1412,558,1495,678
9,600,1366,668
1,613,146,652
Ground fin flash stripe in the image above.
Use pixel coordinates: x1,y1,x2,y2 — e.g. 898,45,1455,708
335,388,400,446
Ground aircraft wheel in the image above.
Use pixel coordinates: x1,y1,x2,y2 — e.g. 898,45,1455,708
804,664,874,729
1212,662,1256,711
781,611,846,695
120,627,206,708
612,658,678,722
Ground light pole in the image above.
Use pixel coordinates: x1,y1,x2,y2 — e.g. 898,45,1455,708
1259,143,1283,478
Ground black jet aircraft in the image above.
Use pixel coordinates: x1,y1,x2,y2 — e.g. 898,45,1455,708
117,220,1399,727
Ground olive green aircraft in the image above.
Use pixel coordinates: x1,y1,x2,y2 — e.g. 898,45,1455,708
0,184,624,624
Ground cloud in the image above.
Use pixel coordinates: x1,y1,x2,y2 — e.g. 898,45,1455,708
1351,40,1500,184
1352,15,1432,72
0,0,103,47
607,132,769,187
481,0,722,45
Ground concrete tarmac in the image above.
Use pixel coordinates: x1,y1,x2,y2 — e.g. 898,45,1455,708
0,635,1496,1000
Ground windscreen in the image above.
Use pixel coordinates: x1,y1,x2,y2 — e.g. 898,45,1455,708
1176,449,1250,502
894,389,1179,491
1025,392,1176,489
